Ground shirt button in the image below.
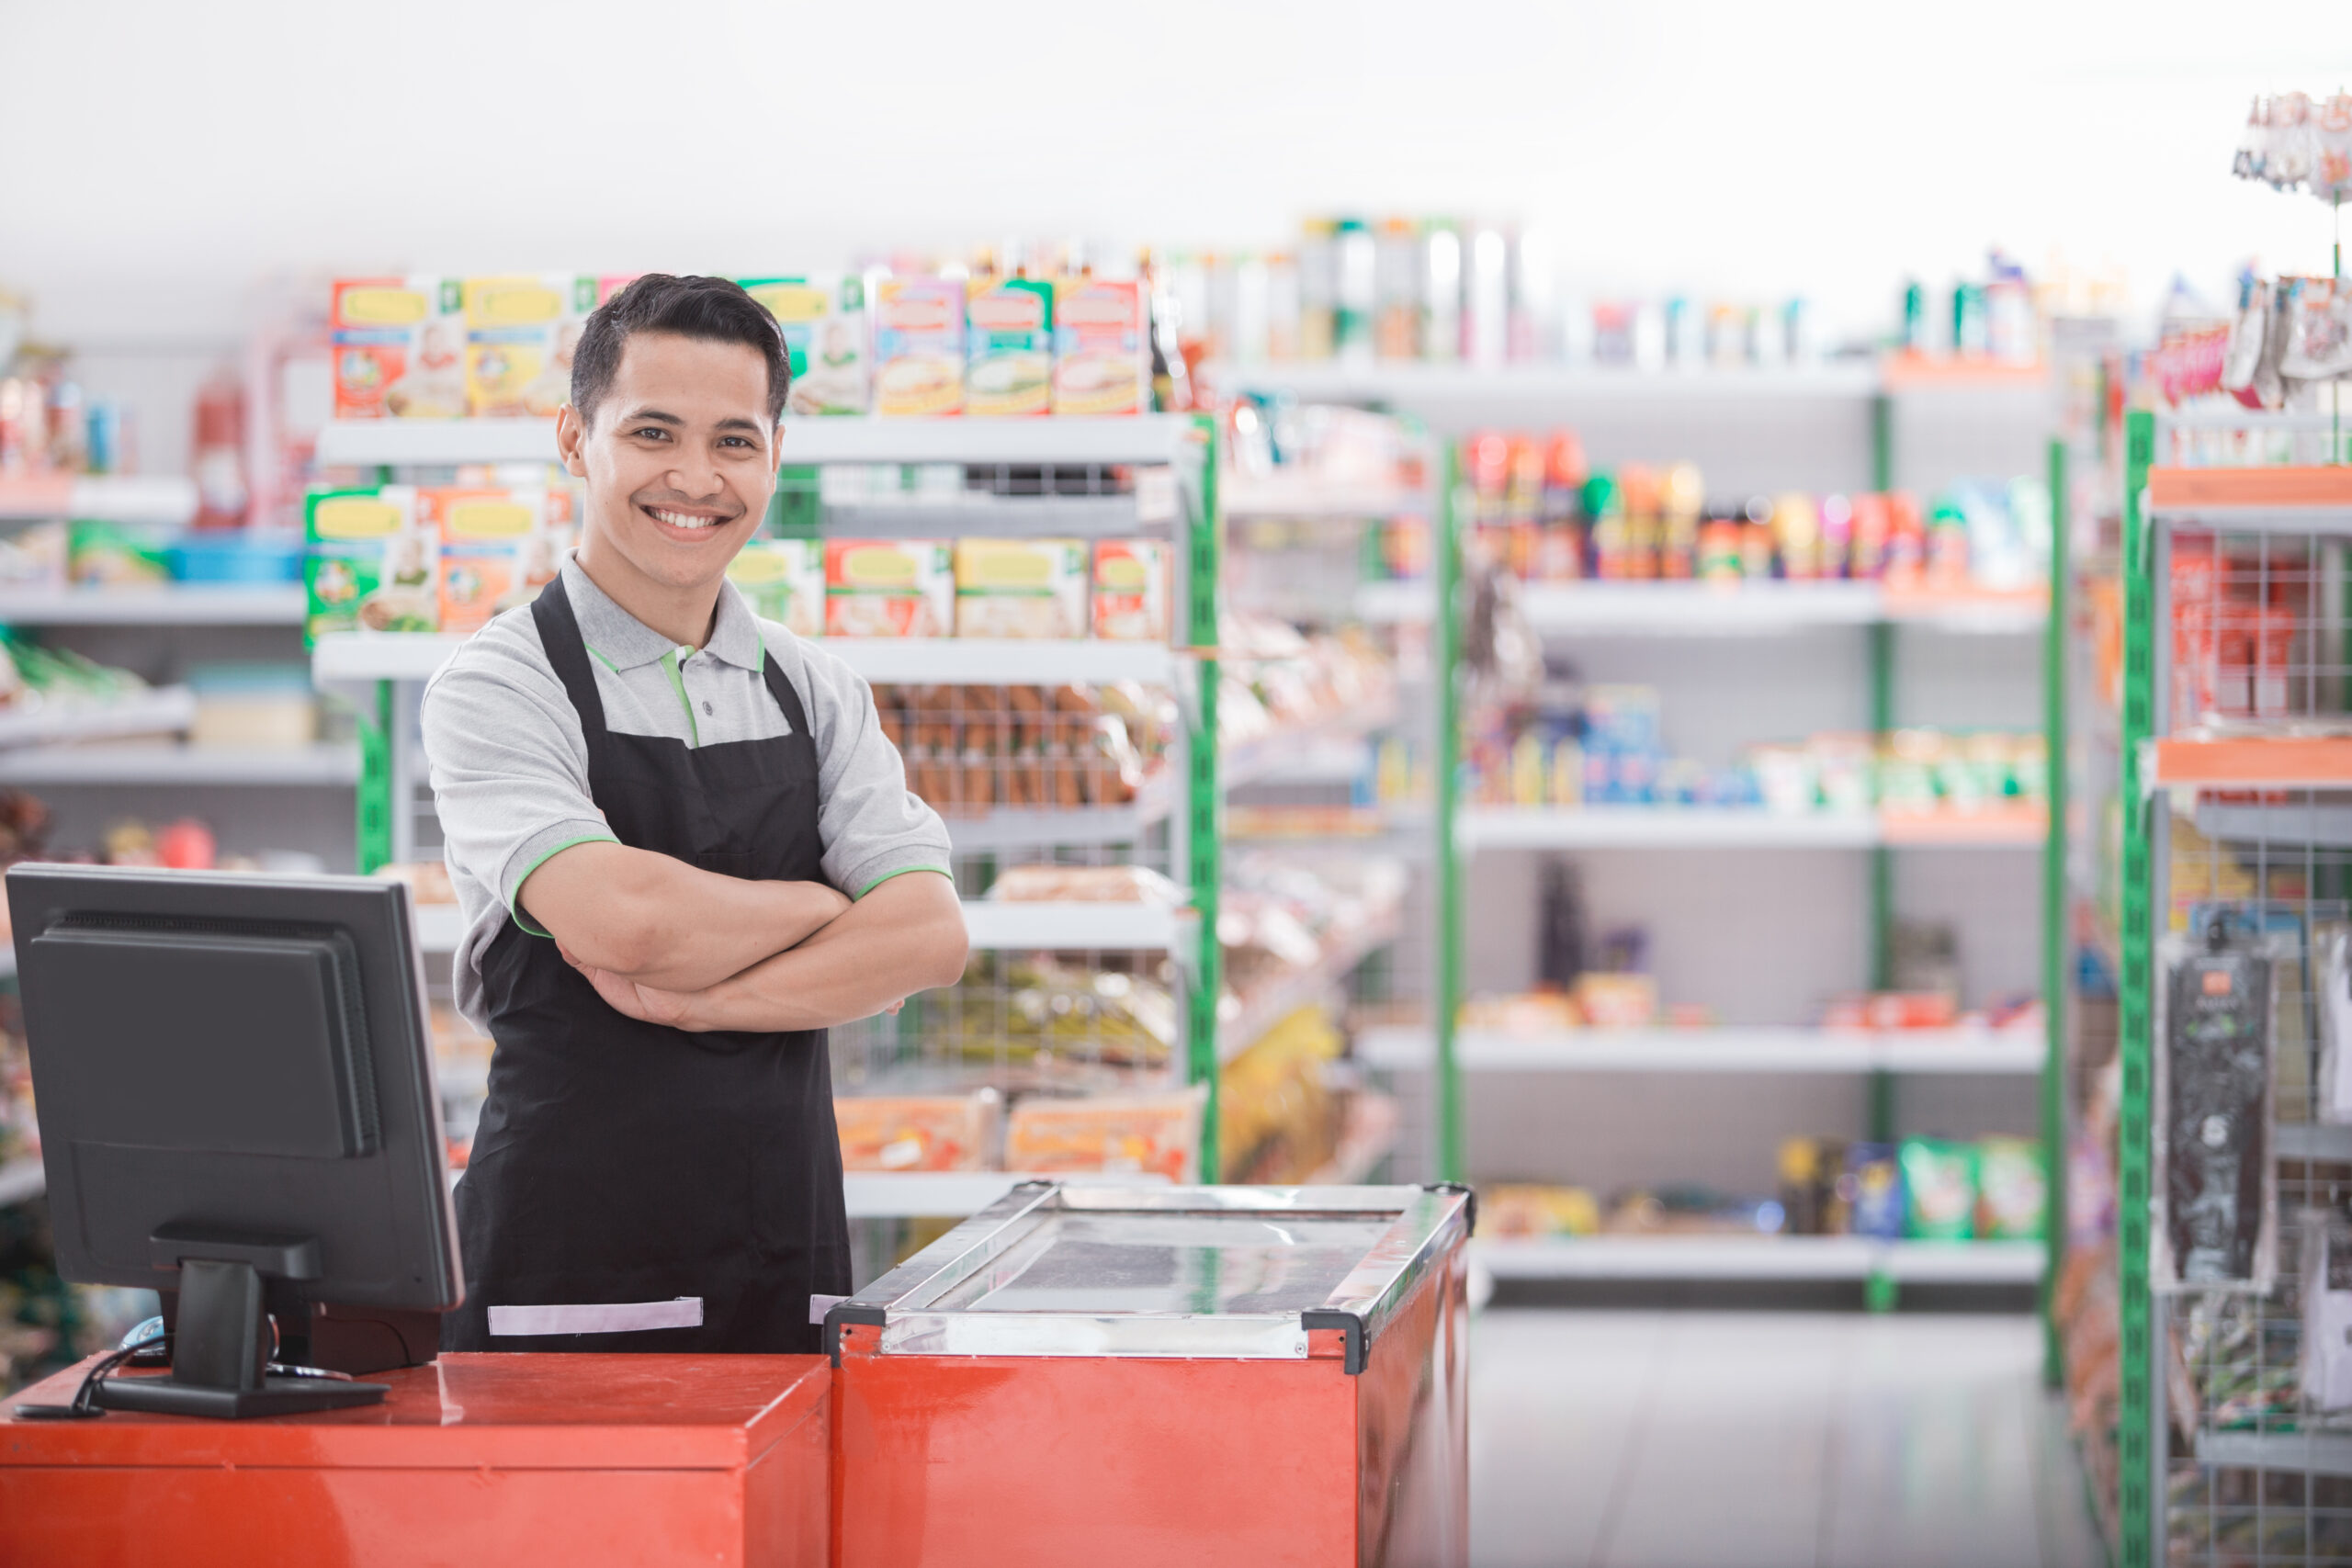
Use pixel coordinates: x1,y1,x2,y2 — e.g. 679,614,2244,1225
702,701,714,716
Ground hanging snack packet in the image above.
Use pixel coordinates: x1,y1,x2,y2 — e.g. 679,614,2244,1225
2280,277,2352,385
1899,1138,1977,1241
2157,917,2277,1289
2303,1213,2352,1411
2315,923,2352,1124
2222,279,2273,409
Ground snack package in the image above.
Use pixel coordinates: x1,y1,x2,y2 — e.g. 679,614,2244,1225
823,539,953,637
1092,540,1169,641
331,277,466,420
1899,1138,1977,1241
463,274,596,418
727,537,825,637
2155,918,2279,1290
1052,277,1147,416
1974,1138,2045,1240
1844,1142,1905,1241
2317,923,2352,1124
1778,1137,1849,1236
2303,1215,2352,1411
1003,1085,1207,1181
872,276,966,416
304,487,438,639
739,275,869,415
833,1093,999,1172
966,276,1054,417
953,538,1088,638
428,487,564,636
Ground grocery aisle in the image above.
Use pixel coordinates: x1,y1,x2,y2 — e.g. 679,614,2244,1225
1471,1310,2104,1568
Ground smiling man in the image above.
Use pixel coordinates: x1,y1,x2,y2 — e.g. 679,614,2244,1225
421,274,965,1355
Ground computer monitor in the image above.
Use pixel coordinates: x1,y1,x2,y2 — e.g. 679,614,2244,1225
6,863,462,1418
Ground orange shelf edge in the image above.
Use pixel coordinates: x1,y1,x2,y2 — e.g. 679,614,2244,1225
2148,467,2352,512
2152,736,2352,787
1880,354,2049,391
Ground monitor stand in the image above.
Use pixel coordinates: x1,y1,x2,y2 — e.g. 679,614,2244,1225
98,1256,388,1419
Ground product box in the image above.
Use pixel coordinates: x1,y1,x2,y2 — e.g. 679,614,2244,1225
427,487,567,636
304,487,439,640
726,537,825,637
824,539,954,637
1051,277,1147,415
330,277,467,420
965,277,1054,417
1091,539,1169,641
953,537,1088,638
1003,1086,1206,1182
834,1093,999,1172
872,276,966,417
739,274,869,415
463,274,597,419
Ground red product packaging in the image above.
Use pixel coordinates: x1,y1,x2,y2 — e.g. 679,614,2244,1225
2168,536,2219,728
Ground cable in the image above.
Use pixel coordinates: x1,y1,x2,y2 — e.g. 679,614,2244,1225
9,1328,167,1421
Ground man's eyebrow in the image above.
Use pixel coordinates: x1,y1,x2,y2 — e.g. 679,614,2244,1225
713,415,766,434
617,407,684,426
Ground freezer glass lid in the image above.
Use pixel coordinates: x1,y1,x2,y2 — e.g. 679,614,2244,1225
927,1213,1397,1317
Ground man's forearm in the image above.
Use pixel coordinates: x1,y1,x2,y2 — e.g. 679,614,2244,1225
678,872,967,1032
521,840,847,991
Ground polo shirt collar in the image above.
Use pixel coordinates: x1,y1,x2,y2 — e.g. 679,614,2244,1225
558,557,767,672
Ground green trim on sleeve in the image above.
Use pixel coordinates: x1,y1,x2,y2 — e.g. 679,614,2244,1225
508,832,621,937
854,866,953,900
658,649,700,747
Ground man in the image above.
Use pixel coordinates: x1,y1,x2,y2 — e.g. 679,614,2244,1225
423,274,966,1355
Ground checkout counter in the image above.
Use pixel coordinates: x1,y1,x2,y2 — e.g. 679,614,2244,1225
4,1182,1470,1567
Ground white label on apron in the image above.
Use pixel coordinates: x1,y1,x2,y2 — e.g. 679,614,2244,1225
487,1297,704,1336
808,1293,847,1325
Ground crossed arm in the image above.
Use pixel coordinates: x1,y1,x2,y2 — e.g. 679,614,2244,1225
519,841,967,1031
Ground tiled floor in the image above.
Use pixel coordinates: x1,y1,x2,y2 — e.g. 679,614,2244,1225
1470,1310,2107,1568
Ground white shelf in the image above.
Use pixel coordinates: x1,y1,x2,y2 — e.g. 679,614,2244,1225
1458,807,2044,852
1209,362,1883,403
842,1169,1171,1219
1217,907,1403,1065
2193,1428,2352,1478
1357,1024,2044,1075
1222,476,1430,520
964,900,1191,951
1356,579,2044,636
1224,698,1395,789
0,1156,44,1207
0,686,197,749
317,416,1195,469
0,741,359,786
944,778,1173,853
1474,1235,2043,1283
0,584,307,626
1352,581,1437,625
0,475,198,525
312,632,1180,688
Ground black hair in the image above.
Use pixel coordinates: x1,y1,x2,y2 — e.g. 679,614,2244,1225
570,274,789,427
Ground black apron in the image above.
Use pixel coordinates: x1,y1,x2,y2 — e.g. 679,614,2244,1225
442,575,851,1354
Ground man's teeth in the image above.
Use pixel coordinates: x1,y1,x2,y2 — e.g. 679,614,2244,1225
651,508,723,530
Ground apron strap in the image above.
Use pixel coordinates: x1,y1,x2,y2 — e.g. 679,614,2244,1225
759,641,814,740
528,574,613,754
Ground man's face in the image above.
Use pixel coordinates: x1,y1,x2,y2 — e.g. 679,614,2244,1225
556,332,777,594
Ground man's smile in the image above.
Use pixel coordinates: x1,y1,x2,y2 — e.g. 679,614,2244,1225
642,503,736,536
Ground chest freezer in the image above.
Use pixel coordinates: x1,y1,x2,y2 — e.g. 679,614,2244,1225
825,1181,1472,1568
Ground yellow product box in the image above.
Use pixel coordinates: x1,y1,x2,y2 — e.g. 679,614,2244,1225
1091,539,1168,641
872,276,965,416
965,276,1054,416
331,277,466,420
953,538,1088,638
727,537,826,637
739,275,869,415
1052,277,1147,416
824,539,954,637
427,487,568,636
303,487,438,639
463,274,597,418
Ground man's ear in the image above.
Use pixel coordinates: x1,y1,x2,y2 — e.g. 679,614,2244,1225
554,403,591,479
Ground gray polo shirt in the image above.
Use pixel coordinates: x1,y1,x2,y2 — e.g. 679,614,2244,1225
422,556,952,1031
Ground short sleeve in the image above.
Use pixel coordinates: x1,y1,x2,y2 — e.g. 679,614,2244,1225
773,632,955,897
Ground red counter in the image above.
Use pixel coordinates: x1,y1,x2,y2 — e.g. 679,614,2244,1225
0,1352,830,1568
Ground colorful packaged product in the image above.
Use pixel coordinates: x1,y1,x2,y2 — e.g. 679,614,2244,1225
1899,1137,1977,1241
953,538,1089,637
1003,1086,1206,1182
833,1093,999,1172
823,539,954,637
330,277,466,420
1092,540,1169,641
463,274,597,419
965,276,1054,416
428,487,565,636
2162,923,2274,1285
726,537,825,637
1052,277,1147,416
872,276,966,416
303,487,439,640
1973,1137,2044,1241
738,275,869,415
1844,1142,1905,1240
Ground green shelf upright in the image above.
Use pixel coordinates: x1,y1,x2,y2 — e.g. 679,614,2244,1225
2041,434,2070,1390
2115,408,2155,1567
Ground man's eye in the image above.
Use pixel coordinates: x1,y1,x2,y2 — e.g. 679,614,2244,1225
632,426,670,441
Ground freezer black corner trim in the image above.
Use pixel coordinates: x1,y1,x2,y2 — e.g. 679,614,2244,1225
1299,1308,1367,1374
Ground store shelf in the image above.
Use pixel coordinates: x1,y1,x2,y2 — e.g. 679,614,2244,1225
1458,807,2042,852
1357,1024,2043,1075
317,416,1196,469
0,686,197,748
1474,1235,2043,1283
2196,799,2352,848
0,474,198,525
313,632,1181,688
1225,698,1395,789
1218,907,1403,1064
1876,354,2049,392
1227,805,1428,844
0,584,307,626
1352,581,1436,625
1222,475,1430,520
964,900,1191,951
1876,807,2048,847
1208,362,1883,403
0,741,360,786
842,1169,1171,1219
0,1156,45,1208
2148,465,2352,521
2275,1122,2352,1163
2192,1428,2352,1479
820,495,1146,538
944,778,1172,853
1306,1092,1400,1185
2150,736,2352,789
1360,579,2043,636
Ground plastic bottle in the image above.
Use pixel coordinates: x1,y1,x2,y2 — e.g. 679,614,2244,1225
190,368,249,530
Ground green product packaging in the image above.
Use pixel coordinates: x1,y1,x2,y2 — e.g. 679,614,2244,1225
1898,1137,1977,1241
1974,1137,2044,1241
67,519,171,588
304,487,438,643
